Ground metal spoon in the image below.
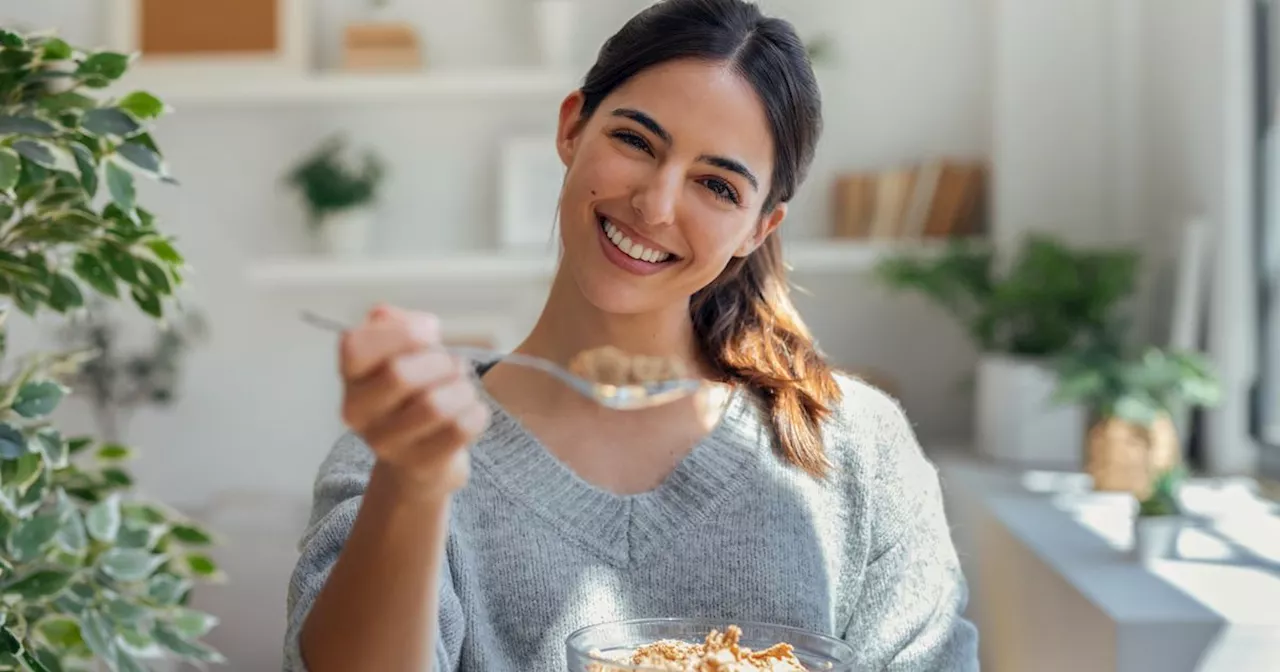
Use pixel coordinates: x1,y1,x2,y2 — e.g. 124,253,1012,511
299,310,704,411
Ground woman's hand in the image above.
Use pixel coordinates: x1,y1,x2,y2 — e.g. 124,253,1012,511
338,304,490,500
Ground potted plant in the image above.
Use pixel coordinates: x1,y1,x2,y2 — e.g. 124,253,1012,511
1132,466,1188,564
1052,331,1221,497
284,134,385,257
0,29,223,670
874,234,1139,468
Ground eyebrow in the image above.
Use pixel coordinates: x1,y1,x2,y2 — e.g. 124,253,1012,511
610,107,760,191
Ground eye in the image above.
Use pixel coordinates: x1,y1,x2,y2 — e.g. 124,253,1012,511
610,129,653,155
701,177,740,205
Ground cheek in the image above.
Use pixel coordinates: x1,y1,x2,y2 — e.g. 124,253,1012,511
564,142,641,205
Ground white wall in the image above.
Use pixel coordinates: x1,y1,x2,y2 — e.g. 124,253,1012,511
0,0,992,506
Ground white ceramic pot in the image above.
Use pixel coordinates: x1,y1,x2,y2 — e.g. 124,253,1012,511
314,207,373,257
1132,515,1183,564
534,0,577,68
974,354,1087,469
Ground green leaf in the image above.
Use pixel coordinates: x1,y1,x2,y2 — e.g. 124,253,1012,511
45,273,83,312
146,574,190,606
37,617,83,650
31,648,62,672
0,30,22,48
85,493,121,543
0,149,19,191
129,286,161,319
0,116,56,137
183,553,220,579
38,91,95,115
78,609,114,661
152,622,224,663
114,649,147,672
0,626,17,654
12,381,67,418
114,525,152,549
12,140,54,169
55,509,86,554
169,608,217,640
145,239,183,265
82,108,140,138
137,259,171,294
20,649,53,672
105,162,135,212
2,569,72,600
11,513,61,562
169,523,213,546
100,548,164,582
117,91,165,120
66,437,93,455
72,252,117,298
69,141,96,196
115,141,164,177
8,452,41,493
40,37,72,60
33,428,66,470
0,425,27,460
101,243,138,282
96,444,133,462
100,467,132,489
75,52,130,81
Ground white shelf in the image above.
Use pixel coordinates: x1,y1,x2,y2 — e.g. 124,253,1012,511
116,69,581,107
245,239,970,289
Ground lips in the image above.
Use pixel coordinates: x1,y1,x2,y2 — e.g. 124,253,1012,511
597,214,678,264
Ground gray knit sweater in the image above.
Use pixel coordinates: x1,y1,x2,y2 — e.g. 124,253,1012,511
283,371,979,671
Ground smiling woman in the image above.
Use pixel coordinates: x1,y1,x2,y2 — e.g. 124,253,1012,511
284,1,979,671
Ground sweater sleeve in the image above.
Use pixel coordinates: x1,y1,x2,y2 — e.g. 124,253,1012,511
841,386,980,671
282,432,466,672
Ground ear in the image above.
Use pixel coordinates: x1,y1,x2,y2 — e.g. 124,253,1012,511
555,90,587,168
735,203,787,257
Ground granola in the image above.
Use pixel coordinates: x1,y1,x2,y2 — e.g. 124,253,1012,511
569,346,690,387
587,625,813,672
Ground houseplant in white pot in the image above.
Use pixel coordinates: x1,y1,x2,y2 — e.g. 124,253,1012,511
1131,466,1188,564
0,29,224,670
1051,329,1220,497
875,234,1138,468
284,134,385,257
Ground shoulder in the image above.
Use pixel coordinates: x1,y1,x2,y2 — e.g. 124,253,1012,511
302,431,377,529
820,372,943,536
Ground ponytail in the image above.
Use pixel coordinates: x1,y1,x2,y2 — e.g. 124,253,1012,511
691,234,843,478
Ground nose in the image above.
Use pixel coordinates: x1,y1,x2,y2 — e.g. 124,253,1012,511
629,167,680,228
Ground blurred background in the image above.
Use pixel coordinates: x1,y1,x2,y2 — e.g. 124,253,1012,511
0,0,1277,670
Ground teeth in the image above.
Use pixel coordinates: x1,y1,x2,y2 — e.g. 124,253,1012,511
601,218,671,263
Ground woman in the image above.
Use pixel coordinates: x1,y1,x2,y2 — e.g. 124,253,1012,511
284,0,979,670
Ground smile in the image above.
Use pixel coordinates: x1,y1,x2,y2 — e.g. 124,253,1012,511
598,216,676,264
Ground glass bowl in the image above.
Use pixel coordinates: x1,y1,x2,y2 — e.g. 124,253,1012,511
565,617,857,671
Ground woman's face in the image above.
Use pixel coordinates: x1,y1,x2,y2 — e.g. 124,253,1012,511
554,59,786,316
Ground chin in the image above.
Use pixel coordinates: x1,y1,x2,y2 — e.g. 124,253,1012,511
557,211,681,316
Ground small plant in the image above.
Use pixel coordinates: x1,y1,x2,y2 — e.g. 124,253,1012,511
1137,466,1186,517
0,28,223,671
874,234,1139,358
1052,336,1222,429
284,134,385,231
56,301,208,443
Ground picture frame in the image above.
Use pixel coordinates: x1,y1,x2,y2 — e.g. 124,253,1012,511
107,0,310,77
499,135,564,252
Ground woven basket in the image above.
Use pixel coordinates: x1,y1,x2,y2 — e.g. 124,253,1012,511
1084,414,1180,499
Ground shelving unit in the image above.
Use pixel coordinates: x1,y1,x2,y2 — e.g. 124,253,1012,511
114,69,582,107
244,239,973,289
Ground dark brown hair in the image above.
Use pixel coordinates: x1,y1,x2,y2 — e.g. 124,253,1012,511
578,0,842,477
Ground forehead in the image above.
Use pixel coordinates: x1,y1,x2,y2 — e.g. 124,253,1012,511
600,60,774,169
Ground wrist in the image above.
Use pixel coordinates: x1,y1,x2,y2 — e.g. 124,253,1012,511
369,457,466,508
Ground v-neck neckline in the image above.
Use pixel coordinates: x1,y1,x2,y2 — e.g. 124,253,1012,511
465,359,768,567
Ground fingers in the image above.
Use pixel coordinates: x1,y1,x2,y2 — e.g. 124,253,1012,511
341,349,462,434
361,374,488,457
339,309,440,381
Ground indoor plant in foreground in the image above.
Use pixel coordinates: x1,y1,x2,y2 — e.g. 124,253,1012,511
284,134,385,257
1131,466,1188,564
1052,329,1221,497
0,29,222,670
875,234,1139,468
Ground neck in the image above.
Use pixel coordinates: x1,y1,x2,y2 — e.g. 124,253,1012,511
515,266,709,377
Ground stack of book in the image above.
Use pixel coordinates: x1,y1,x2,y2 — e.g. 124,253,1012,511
831,159,986,240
